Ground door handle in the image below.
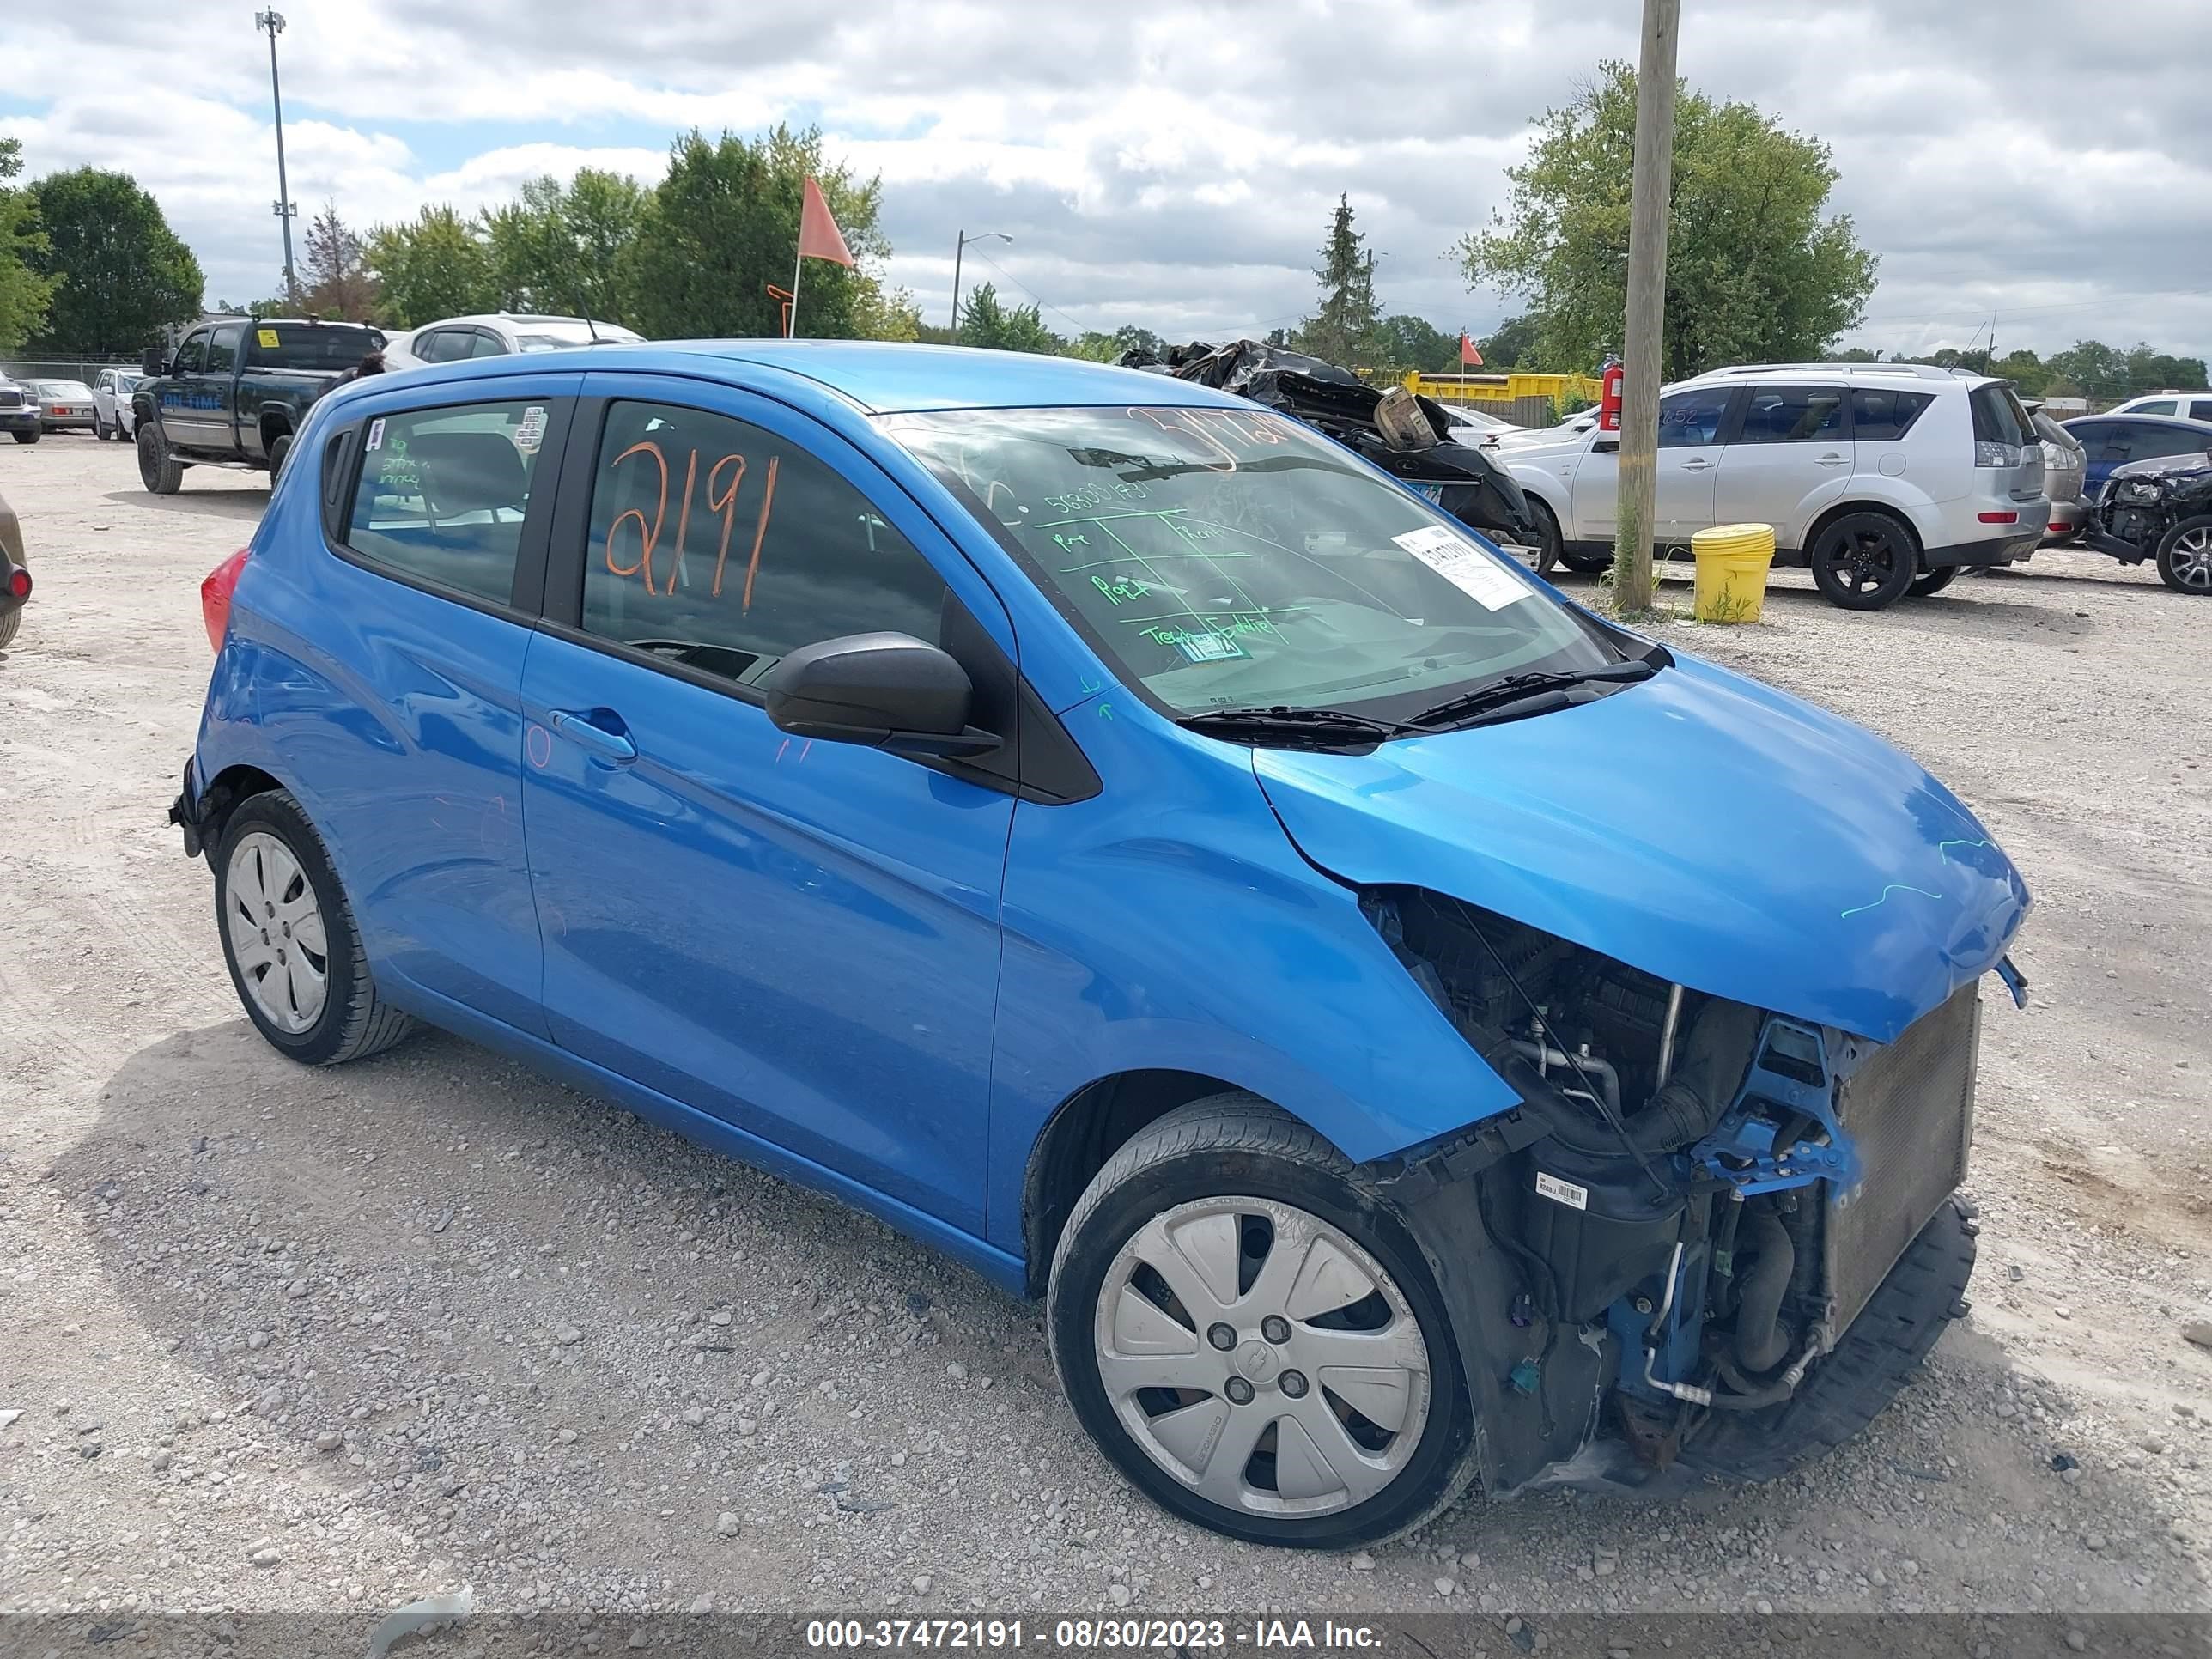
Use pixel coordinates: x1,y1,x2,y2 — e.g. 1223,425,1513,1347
547,708,637,763
1815,453,1850,465
1678,457,1714,471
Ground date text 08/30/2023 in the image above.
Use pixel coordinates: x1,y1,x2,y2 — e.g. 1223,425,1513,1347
805,1617,1387,1650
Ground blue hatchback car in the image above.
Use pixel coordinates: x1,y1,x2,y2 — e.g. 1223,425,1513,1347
172,342,2030,1547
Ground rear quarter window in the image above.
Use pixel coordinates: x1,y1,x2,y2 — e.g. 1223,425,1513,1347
343,401,552,608
1969,384,2030,448
2191,399,2212,423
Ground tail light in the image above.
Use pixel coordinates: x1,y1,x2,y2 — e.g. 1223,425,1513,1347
4,565,28,603
202,546,250,653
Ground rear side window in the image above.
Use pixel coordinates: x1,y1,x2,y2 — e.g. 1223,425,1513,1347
1850,388,1934,441
206,325,242,374
468,331,508,359
2133,425,2212,463
2190,399,2212,423
1735,386,1845,444
345,401,550,607
580,400,946,687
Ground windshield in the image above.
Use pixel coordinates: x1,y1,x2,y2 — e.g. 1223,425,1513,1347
888,405,1623,720
246,324,386,371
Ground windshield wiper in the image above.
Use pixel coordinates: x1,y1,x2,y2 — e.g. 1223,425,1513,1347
1177,705,1421,748
1407,659,1657,729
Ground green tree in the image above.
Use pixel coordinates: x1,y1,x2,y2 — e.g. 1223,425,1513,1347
1476,313,1540,369
957,282,1062,354
620,124,892,341
1065,325,1164,362
367,205,498,327
25,167,203,355
483,168,647,320
1364,313,1456,374
0,138,58,349
1460,62,1876,380
1298,194,1378,367
300,201,379,321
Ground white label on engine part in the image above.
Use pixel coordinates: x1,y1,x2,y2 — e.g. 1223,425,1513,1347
1535,1170,1589,1211
1393,523,1531,611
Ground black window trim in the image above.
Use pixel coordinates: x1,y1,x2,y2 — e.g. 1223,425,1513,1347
538,384,1098,805
325,392,575,624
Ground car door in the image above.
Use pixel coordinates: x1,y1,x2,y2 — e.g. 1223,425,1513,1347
1710,383,1850,550
517,374,1019,1233
160,326,217,448
198,322,246,453
1569,386,1733,545
294,379,579,1034
94,369,117,426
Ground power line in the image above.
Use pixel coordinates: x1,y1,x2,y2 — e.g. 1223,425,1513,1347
965,250,1097,340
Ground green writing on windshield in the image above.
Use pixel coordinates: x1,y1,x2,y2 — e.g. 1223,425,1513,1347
1139,612,1282,649
1091,574,1154,605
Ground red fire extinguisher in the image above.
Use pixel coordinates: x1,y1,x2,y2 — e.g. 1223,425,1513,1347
1599,360,1624,432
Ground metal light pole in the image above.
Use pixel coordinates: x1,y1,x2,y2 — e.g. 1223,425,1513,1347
948,229,1011,343
1611,0,1681,613
256,10,299,308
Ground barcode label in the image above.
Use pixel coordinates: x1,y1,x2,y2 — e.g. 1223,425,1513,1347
1535,1170,1589,1211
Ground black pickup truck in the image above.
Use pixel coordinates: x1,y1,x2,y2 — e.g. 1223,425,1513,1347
133,317,383,494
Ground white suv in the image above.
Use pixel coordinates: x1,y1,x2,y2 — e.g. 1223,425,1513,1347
1498,363,2050,609
2106,392,2212,422
384,313,642,370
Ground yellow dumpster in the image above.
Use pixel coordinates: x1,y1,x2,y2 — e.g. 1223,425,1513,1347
1691,523,1777,623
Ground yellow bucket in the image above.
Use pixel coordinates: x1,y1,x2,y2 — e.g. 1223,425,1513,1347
1691,522,1777,623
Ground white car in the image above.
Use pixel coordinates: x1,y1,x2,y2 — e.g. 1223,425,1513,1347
2106,391,2212,422
1496,362,2049,609
384,313,642,370
93,368,143,441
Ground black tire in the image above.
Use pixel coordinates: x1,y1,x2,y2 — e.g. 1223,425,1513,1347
1559,548,1613,574
10,428,39,445
213,788,416,1066
266,431,292,486
1808,509,1917,610
1905,565,1961,599
1047,1097,1477,1548
94,412,112,441
2153,514,2212,595
0,607,19,650
137,422,183,494
1680,1197,1977,1482
1523,498,1565,575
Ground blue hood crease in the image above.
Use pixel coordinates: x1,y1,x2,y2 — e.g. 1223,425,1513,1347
1253,656,2031,1045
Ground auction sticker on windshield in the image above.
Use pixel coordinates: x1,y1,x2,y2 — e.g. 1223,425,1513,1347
1393,523,1531,611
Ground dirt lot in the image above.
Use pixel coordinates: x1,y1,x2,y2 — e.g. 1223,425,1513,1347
3,433,2210,1625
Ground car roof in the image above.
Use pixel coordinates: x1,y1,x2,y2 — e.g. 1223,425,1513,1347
1680,361,1979,387
2063,411,2212,429
374,340,1250,415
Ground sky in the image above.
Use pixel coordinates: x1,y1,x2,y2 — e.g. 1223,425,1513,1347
4,0,2209,365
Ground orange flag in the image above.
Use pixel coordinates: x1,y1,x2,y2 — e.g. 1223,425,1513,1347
1460,332,1484,367
799,177,854,267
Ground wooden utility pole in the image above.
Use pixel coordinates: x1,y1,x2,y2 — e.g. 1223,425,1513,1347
1612,0,1682,612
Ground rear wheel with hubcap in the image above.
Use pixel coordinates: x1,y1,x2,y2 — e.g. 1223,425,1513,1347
2154,515,2212,594
213,789,416,1066
1808,509,1917,610
1048,1098,1474,1547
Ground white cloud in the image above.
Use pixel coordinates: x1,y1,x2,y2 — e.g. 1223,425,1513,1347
2,0,2207,357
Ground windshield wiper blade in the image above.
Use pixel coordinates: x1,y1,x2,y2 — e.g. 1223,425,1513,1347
1178,705,1419,745
1407,659,1657,728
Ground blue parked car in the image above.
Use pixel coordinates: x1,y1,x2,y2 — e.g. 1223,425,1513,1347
170,342,2030,1547
2063,410,2212,499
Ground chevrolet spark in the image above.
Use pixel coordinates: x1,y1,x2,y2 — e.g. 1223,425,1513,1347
171,343,2030,1548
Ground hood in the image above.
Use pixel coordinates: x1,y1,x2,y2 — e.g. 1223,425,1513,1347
1254,656,2029,1044
2110,451,2212,485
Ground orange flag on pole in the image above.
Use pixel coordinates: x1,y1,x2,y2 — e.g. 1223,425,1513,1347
799,177,855,267
1460,331,1484,367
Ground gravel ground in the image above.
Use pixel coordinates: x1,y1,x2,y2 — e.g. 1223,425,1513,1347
2,434,2209,1623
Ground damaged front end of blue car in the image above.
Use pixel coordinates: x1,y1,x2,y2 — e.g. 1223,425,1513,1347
1350,881,2026,1495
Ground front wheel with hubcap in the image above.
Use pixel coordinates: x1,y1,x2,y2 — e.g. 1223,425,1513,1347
1048,1098,1474,1547
214,789,416,1066
137,422,183,494
2154,515,2212,594
1808,509,1917,610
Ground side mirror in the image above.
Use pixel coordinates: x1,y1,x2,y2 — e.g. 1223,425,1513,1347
763,632,1002,759
141,347,167,377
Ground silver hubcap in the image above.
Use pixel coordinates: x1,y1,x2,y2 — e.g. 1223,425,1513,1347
2171,527,2212,591
1093,1196,1431,1518
226,831,330,1034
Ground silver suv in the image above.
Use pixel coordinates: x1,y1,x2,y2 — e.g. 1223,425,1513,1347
1499,363,2049,609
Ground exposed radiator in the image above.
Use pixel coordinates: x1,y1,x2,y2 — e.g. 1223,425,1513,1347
1826,982,1980,1333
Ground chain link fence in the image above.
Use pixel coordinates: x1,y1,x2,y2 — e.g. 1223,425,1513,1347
1,357,143,386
